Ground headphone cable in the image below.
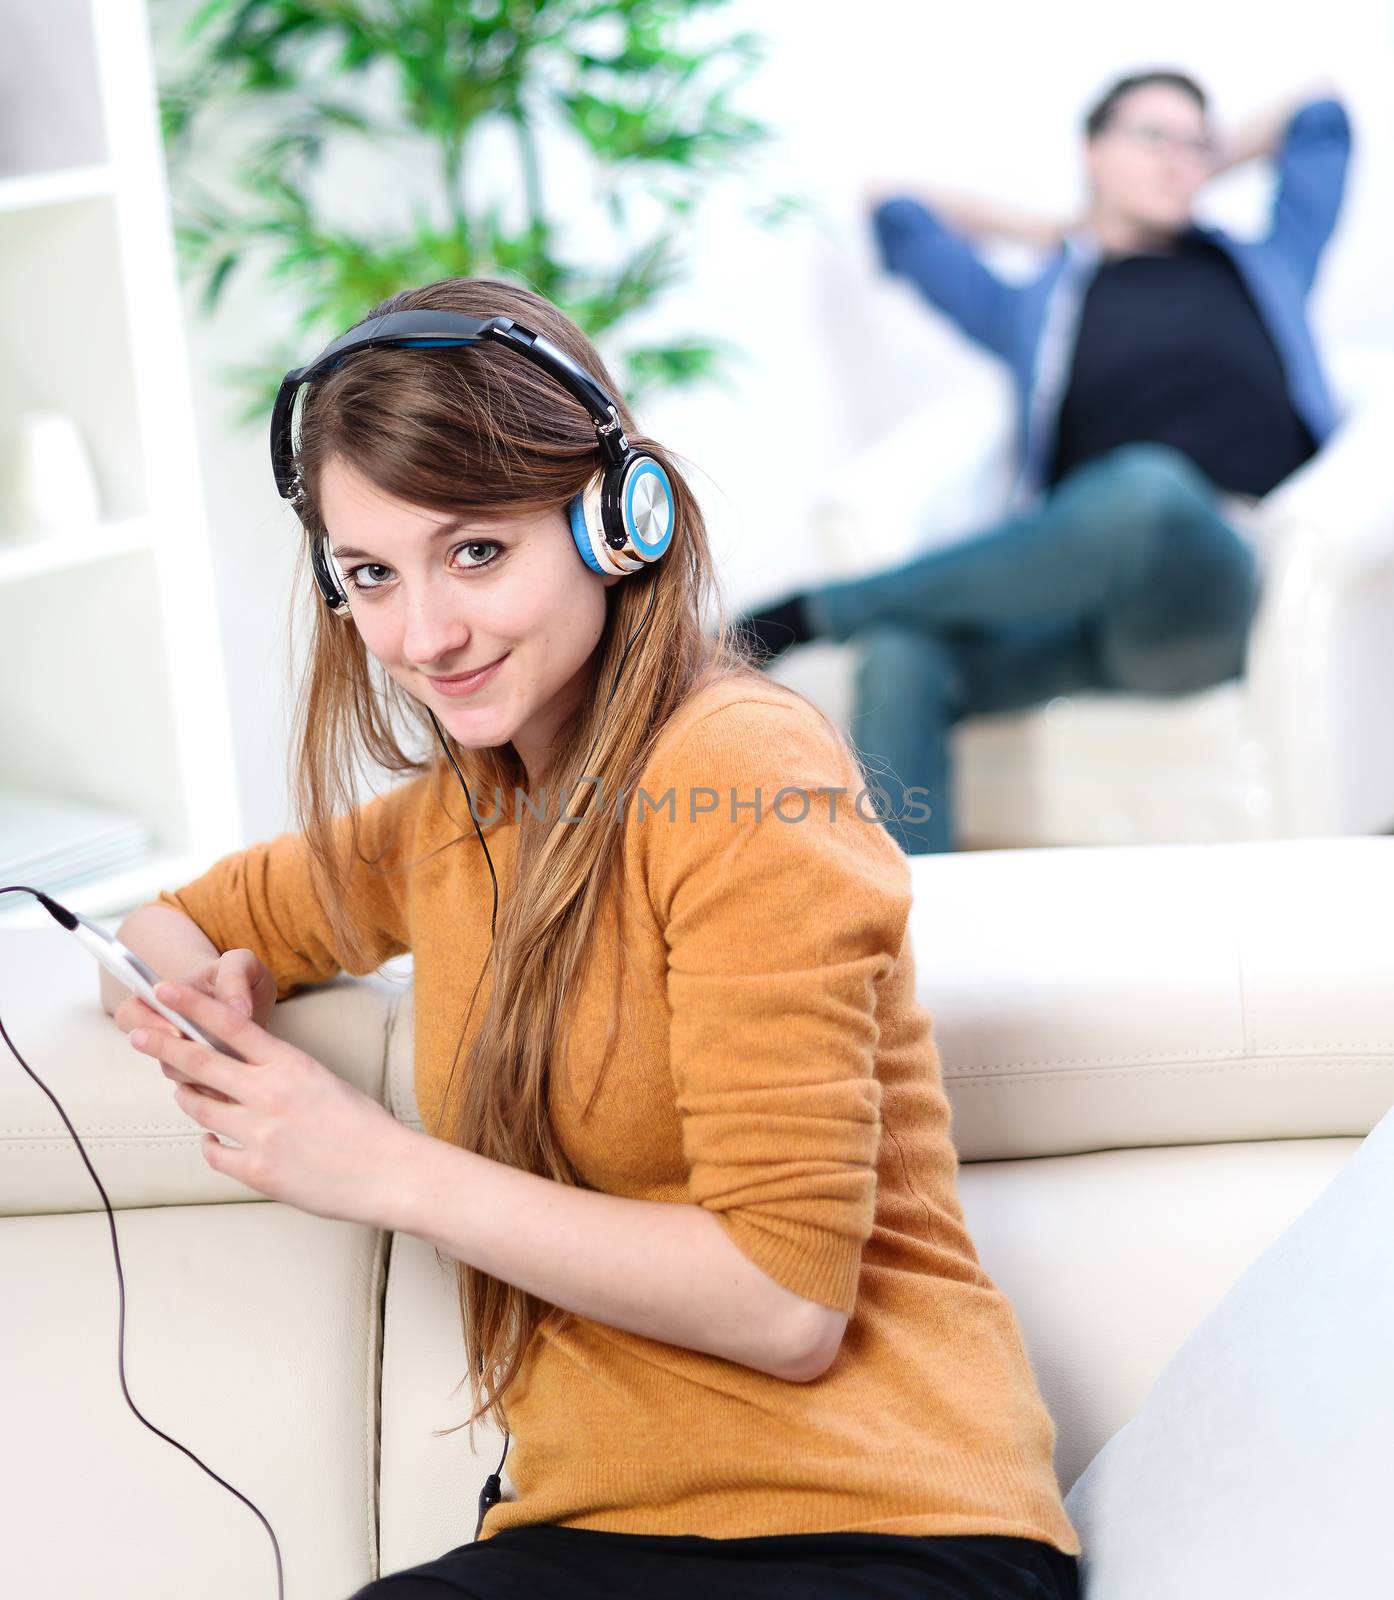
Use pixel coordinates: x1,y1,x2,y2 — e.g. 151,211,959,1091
422,564,660,1519
0,885,286,1600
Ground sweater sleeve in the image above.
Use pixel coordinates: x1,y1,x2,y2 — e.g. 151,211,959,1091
640,694,913,1316
153,773,431,1001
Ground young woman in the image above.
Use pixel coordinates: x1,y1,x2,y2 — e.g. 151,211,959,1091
108,278,1082,1599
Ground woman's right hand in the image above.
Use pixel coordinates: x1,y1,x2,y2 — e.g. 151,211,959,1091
112,949,277,1098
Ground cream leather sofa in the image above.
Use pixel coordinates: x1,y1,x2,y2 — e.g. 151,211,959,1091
2,835,1391,1597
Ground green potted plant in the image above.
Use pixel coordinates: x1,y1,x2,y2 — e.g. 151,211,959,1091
156,0,782,420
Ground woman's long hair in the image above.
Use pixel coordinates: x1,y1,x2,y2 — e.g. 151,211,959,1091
285,277,772,1434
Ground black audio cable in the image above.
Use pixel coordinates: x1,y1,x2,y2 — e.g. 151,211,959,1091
1,884,286,1600
426,566,660,1534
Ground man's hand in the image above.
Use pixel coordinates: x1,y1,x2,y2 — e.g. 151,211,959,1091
1210,80,1343,177
861,178,1072,248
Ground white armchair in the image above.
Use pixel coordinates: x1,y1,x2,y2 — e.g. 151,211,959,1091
770,347,1394,848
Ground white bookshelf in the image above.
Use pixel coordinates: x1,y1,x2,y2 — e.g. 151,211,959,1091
0,0,242,928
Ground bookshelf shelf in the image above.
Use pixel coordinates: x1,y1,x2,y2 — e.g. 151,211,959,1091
0,517,156,585
0,0,241,929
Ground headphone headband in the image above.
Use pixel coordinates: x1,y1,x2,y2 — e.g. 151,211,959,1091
269,309,631,503
273,304,675,605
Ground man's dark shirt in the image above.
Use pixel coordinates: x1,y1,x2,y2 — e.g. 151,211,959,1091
1047,232,1317,497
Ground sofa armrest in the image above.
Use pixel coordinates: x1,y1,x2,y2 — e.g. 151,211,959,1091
1244,373,1394,835
0,927,406,1216
908,837,1394,1162
1259,349,1394,582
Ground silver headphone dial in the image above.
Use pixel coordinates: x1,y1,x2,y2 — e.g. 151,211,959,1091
629,467,672,547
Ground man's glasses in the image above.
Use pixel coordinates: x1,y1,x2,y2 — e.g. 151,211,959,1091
1112,122,1215,161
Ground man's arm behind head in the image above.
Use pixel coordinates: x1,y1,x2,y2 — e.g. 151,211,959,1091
1209,82,1352,295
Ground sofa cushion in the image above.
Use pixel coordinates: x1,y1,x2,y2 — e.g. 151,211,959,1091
0,1200,386,1598
1063,1101,1394,1597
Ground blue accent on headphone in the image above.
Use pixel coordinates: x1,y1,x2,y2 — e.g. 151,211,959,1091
568,491,607,574
322,337,471,375
625,460,675,558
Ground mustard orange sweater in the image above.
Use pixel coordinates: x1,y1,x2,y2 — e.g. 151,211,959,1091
157,675,1081,1555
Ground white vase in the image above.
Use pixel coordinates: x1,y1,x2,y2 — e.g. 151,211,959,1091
2,410,102,541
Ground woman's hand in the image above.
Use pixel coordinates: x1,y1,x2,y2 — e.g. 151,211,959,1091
126,981,418,1229
112,949,278,1101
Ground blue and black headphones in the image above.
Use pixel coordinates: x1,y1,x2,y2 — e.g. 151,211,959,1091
269,307,677,614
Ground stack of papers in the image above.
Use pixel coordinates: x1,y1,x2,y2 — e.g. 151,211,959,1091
0,788,152,894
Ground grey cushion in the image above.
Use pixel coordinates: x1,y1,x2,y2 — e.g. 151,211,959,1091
1065,1101,1394,1597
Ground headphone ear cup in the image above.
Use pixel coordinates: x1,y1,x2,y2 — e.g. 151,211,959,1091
572,470,652,579
569,473,635,576
600,454,675,570
569,455,676,577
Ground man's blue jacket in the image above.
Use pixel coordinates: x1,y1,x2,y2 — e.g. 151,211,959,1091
872,98,1352,499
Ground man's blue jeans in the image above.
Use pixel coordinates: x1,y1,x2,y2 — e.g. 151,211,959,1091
803,444,1262,854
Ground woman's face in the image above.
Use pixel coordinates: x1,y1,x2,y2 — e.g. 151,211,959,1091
317,456,620,780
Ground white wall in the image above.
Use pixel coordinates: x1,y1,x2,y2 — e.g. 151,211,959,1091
162,0,1394,842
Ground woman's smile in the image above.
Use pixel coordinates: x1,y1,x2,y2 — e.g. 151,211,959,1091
424,653,509,697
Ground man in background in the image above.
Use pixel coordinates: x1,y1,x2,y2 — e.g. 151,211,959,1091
739,71,1352,853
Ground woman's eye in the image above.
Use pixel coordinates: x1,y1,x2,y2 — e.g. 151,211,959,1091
455,540,501,569
345,541,501,596
346,563,392,593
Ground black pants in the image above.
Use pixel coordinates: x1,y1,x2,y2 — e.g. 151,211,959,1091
351,1526,1080,1598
